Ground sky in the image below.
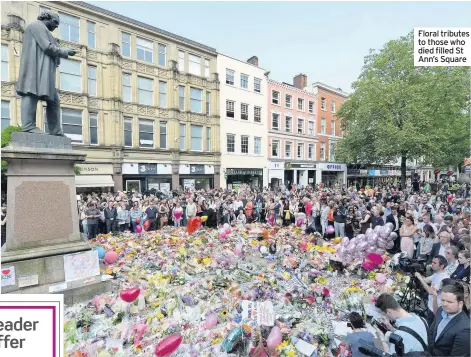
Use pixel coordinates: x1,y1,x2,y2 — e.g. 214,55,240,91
88,1,471,92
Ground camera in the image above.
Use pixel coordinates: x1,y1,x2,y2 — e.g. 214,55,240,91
398,257,426,275
371,318,389,334
359,333,404,357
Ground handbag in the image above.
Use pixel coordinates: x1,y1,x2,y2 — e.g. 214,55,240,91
285,210,291,220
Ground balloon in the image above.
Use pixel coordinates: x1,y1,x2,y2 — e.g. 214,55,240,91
154,334,182,357
296,219,303,227
235,243,243,256
376,273,387,284
383,227,392,236
377,238,387,249
346,243,356,254
367,253,384,265
367,234,377,245
326,225,335,234
386,241,395,249
376,248,386,255
374,226,381,233
201,216,208,222
362,261,374,271
94,247,105,259
187,217,200,234
133,324,148,346
337,246,346,256
136,218,140,224
174,210,182,219
357,241,369,251
225,227,231,234
269,243,277,254
266,326,282,351
365,228,373,235
366,245,377,254
136,225,142,233
356,234,365,242
120,287,140,303
104,250,118,264
385,222,395,230
204,313,218,329
220,232,226,239
341,237,350,246
269,215,275,223
224,223,230,229
259,246,268,254
389,232,398,241
144,220,151,231
332,237,343,244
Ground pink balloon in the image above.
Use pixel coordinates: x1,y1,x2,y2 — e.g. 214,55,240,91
326,225,335,234
377,238,387,249
120,287,140,303
104,250,119,264
341,237,350,246
136,225,142,233
220,232,226,239
296,219,303,227
366,245,377,253
362,261,374,271
357,241,368,251
235,243,243,256
365,228,373,235
269,215,275,223
337,246,346,256
376,248,386,255
356,234,365,242
174,211,182,219
346,243,356,254
266,326,282,351
225,227,231,234
386,241,395,249
154,334,182,357
204,313,218,329
376,273,387,284
389,232,398,241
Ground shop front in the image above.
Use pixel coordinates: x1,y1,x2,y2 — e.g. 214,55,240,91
268,161,284,189
225,168,263,190
284,162,316,187
75,163,115,193
317,163,347,187
179,164,215,190
122,163,172,194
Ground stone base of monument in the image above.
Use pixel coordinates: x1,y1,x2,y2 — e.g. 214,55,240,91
1,132,112,303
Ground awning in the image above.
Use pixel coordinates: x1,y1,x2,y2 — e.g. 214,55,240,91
75,175,114,188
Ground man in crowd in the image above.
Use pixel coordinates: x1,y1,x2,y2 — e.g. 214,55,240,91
104,200,117,233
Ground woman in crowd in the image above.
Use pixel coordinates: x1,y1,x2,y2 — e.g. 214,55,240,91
451,250,470,283
400,215,417,258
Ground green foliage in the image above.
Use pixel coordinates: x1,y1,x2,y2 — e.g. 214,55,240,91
1,125,22,179
336,31,470,185
74,166,82,175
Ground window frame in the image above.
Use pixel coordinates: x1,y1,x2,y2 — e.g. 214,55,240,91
1,100,10,131
178,50,185,71
137,76,154,106
138,118,154,148
297,118,304,135
206,91,211,116
285,141,292,159
89,112,98,145
271,139,280,157
136,36,154,63
321,97,326,110
298,98,304,111
158,43,167,67
285,94,292,109
241,135,249,154
206,127,211,152
331,120,336,136
254,78,261,93
254,106,261,123
1,44,8,82
179,123,186,150
331,101,336,113
159,81,167,108
178,86,185,111
308,101,314,114
204,59,210,77
240,73,249,89
285,116,292,132
61,108,83,144
190,124,203,151
189,87,203,113
124,117,133,147
241,103,249,120
188,54,201,76
321,118,326,134
121,32,131,57
227,134,235,153
60,58,82,93
59,12,80,43
87,65,97,97
122,73,132,102
308,121,314,135
159,121,167,149
87,21,96,48
271,113,280,130
254,137,261,155
308,144,314,160
226,69,235,85
297,143,304,159
226,100,235,118
320,143,326,160
272,90,280,105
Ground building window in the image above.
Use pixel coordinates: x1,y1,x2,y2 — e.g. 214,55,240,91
190,88,202,113
272,113,280,130
240,74,248,89
177,86,185,110
178,50,185,71
227,134,235,153
206,127,211,152
87,65,97,97
204,59,210,77
308,101,314,114
121,32,131,57
87,22,96,48
272,140,279,157
330,142,335,160
297,118,304,134
1,44,8,82
308,121,314,135
159,81,167,108
226,100,235,118
226,69,234,85
159,121,167,149
136,37,153,63
241,135,249,154
254,106,261,122
124,117,133,147
139,119,154,148
285,94,292,108
138,77,154,105
297,143,303,159
158,44,167,66
206,91,211,116
331,120,336,136
272,90,280,105
320,143,326,160
285,142,291,159
62,108,82,143
254,137,261,155
89,113,98,145
321,118,326,134
254,78,261,93
60,59,81,92
59,13,79,43
190,125,203,151
1,101,10,131
285,116,292,132
298,98,304,111
332,101,336,113
179,123,186,150
241,103,248,120
122,73,132,102
308,144,314,160
189,54,201,76
321,97,326,110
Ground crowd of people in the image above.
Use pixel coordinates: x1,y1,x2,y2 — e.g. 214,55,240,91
75,179,470,356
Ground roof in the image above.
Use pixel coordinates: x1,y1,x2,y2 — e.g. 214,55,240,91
69,1,217,54
267,78,316,97
312,82,349,97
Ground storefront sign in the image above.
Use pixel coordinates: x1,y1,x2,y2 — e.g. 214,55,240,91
138,163,157,175
269,162,284,170
380,169,388,176
226,168,263,176
285,162,316,169
318,163,346,171
348,169,360,176
368,170,376,176
388,170,396,176
190,165,205,174
360,170,368,176
76,163,113,175
183,179,195,189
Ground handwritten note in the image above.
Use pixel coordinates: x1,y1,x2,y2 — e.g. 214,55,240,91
242,300,274,326
64,250,100,282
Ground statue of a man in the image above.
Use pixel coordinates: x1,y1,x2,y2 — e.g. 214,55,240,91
16,11,76,135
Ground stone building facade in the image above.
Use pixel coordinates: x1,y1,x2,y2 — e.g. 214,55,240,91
1,1,221,192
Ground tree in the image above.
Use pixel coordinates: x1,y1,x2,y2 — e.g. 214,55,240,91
335,31,470,187
1,125,23,182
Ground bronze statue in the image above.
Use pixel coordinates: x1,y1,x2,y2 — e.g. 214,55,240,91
16,11,77,135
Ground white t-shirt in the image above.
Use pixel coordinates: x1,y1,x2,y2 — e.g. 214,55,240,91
427,271,450,311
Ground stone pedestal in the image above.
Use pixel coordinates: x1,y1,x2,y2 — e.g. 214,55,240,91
1,132,111,303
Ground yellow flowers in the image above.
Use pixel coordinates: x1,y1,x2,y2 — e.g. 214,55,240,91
211,337,222,345
368,272,377,280
316,276,328,285
203,257,212,265
193,239,202,246
345,287,363,294
314,245,336,253
179,247,187,255
282,272,291,280
156,312,164,320
287,351,295,357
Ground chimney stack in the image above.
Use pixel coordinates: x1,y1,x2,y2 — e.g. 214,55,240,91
293,73,307,90
247,56,259,66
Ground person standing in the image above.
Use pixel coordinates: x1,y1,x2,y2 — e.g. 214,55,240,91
117,202,130,232
173,202,183,227
186,199,197,224
130,201,143,232
104,200,117,233
333,202,347,237
85,202,100,240
145,201,158,231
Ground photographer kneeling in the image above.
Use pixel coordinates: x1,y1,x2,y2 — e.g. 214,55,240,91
374,293,429,354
